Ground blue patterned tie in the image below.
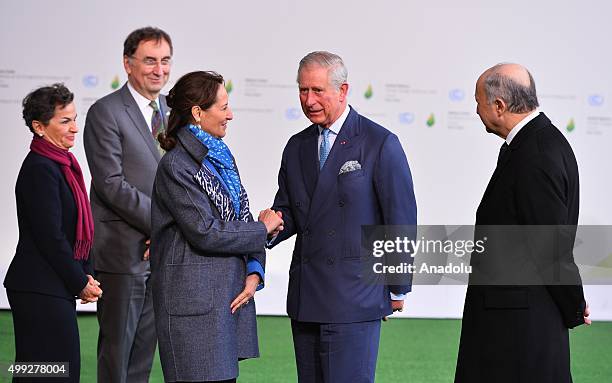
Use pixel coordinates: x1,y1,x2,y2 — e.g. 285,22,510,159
319,128,331,170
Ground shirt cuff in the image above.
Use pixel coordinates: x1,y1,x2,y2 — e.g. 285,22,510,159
247,257,265,291
390,292,406,301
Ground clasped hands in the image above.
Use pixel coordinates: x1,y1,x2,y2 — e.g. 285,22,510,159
258,208,284,238
79,274,103,304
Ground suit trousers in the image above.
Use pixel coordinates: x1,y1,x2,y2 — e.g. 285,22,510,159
96,272,156,383
7,290,80,383
291,319,381,383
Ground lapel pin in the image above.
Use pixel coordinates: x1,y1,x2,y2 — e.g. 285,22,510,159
340,140,347,145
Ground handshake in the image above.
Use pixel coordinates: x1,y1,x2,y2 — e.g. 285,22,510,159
258,208,284,239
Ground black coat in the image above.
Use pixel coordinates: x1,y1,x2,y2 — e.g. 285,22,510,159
4,152,91,298
455,113,586,383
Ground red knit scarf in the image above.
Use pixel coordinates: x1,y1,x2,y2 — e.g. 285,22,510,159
30,136,93,260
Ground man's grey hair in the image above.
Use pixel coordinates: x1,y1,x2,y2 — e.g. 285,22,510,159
483,65,539,113
297,51,348,90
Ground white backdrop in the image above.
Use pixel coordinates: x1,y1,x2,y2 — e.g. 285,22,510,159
1,0,611,319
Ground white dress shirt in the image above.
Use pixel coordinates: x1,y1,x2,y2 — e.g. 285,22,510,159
317,104,350,158
127,81,162,132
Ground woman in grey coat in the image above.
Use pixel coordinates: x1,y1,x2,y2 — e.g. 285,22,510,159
150,71,283,382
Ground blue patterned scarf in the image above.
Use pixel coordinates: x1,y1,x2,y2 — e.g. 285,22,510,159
188,124,242,216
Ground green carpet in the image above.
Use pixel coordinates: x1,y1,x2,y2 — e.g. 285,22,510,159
1,311,610,382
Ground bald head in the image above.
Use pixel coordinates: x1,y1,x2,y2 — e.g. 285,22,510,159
478,63,539,114
482,63,531,86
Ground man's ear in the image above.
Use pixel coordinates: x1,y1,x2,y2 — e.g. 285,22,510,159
339,83,349,102
494,98,506,117
123,56,132,75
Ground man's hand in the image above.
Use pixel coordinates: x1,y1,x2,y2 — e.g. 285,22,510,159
391,300,404,312
383,300,405,321
258,209,284,236
230,274,260,314
79,274,102,304
584,302,592,325
267,211,283,239
143,239,151,261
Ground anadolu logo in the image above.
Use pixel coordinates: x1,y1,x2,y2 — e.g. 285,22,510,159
449,89,465,102
566,118,575,133
398,112,415,125
82,75,98,88
364,84,373,99
225,80,233,94
285,107,301,120
588,94,604,106
111,76,120,90
426,113,436,127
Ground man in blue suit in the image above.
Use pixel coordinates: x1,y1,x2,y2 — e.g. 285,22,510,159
266,51,417,382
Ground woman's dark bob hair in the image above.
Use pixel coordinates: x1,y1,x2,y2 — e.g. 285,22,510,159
22,83,74,134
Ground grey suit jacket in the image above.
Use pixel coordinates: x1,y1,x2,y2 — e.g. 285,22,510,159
150,126,266,381
84,83,167,274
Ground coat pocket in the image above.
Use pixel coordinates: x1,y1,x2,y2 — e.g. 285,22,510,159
338,168,365,181
165,263,213,316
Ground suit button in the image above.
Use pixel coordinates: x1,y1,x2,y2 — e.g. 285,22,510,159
339,200,345,207
328,230,335,236
296,201,301,207
304,229,310,236
303,257,310,264
327,258,334,265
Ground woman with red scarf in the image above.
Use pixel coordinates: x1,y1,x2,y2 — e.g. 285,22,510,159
4,84,102,382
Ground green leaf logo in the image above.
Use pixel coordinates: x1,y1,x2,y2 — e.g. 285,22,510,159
111,75,120,90
566,118,575,133
225,80,233,94
364,84,373,99
426,113,435,127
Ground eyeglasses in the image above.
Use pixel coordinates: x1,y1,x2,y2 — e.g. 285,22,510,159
130,56,172,68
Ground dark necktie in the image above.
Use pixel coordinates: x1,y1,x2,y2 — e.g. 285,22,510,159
150,100,162,138
497,142,509,165
149,100,165,155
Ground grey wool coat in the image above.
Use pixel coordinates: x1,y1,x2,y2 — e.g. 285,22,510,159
150,126,267,382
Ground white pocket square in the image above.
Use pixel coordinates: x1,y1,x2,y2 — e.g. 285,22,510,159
339,160,362,175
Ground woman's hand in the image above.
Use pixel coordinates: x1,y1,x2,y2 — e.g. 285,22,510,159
230,274,260,314
79,274,103,304
258,209,284,235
